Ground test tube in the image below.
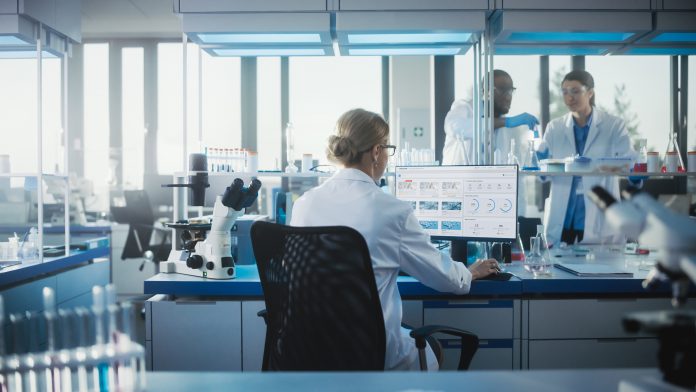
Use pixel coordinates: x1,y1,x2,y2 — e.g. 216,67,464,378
105,284,119,391
57,308,74,392
91,286,110,392
74,307,90,392
42,287,58,391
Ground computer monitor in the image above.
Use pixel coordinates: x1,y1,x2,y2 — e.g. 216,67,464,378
395,165,518,241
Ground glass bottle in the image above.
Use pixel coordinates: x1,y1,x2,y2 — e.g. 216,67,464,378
662,132,685,173
511,222,525,262
285,122,298,173
522,139,540,171
633,138,647,173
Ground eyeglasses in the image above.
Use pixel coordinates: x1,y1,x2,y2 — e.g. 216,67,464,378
494,87,517,97
561,87,588,97
380,144,397,157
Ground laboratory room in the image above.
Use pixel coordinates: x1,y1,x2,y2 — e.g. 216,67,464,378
2,0,696,391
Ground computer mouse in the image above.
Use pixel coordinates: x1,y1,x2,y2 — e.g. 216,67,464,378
479,272,513,281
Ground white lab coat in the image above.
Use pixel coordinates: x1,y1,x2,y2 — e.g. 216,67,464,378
442,100,531,216
541,107,636,246
291,168,472,371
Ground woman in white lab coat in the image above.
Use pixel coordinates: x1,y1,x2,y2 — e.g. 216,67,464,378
541,70,636,246
291,108,499,371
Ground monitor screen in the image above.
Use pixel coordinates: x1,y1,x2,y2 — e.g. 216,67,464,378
395,165,518,241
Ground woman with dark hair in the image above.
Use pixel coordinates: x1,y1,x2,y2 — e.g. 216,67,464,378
291,108,499,370
539,70,637,246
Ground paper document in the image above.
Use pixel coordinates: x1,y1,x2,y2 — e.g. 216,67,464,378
554,263,633,277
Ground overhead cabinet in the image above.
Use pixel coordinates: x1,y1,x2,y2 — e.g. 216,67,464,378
500,0,652,10
338,0,489,11
176,0,327,13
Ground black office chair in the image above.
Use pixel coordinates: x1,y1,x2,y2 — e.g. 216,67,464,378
518,216,542,251
251,221,479,371
111,190,171,270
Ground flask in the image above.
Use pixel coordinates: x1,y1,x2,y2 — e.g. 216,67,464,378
511,222,525,262
535,224,552,262
662,132,685,173
633,139,647,173
522,139,540,171
524,236,552,277
285,122,298,173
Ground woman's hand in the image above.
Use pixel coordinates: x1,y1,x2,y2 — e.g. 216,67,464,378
469,258,501,280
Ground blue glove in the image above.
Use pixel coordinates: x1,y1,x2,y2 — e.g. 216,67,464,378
505,112,539,130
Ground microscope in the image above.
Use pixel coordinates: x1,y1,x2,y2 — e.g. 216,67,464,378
589,186,696,389
161,178,262,279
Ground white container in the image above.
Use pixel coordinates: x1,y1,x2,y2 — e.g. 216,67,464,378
247,151,258,173
540,159,565,172
664,152,679,173
564,156,592,172
688,151,696,173
647,152,660,173
301,153,313,173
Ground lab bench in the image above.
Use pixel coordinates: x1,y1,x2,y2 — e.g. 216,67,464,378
0,236,111,316
143,252,695,372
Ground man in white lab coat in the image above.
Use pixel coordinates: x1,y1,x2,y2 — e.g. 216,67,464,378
292,109,500,371
443,70,539,216
539,70,638,246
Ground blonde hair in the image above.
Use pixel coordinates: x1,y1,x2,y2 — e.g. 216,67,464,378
326,109,389,165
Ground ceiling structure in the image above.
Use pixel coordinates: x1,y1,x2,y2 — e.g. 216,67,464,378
81,0,181,39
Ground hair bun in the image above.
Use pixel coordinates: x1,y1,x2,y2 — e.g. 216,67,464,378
327,135,358,163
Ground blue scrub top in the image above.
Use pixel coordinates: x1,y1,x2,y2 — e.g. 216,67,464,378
563,112,593,231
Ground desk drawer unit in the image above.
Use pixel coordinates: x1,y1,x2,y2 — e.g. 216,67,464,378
423,300,520,370
527,338,659,369
149,298,242,371
526,298,678,339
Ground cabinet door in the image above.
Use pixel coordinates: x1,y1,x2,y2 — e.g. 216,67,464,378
241,300,266,371
56,258,109,303
151,300,241,371
528,339,659,369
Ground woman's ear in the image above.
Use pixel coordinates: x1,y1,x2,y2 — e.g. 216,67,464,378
372,145,380,163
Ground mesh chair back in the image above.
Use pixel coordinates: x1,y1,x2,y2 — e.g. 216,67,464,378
112,190,161,259
251,221,386,371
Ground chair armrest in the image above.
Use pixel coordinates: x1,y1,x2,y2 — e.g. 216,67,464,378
409,325,479,370
257,309,268,325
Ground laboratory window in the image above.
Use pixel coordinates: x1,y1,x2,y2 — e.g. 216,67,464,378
0,54,61,174
454,50,475,101
83,43,110,212
585,56,670,154
494,56,543,123
289,56,382,166
157,43,241,175
122,47,145,189
256,57,282,170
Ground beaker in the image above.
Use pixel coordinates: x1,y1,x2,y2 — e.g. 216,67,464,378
522,139,540,171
